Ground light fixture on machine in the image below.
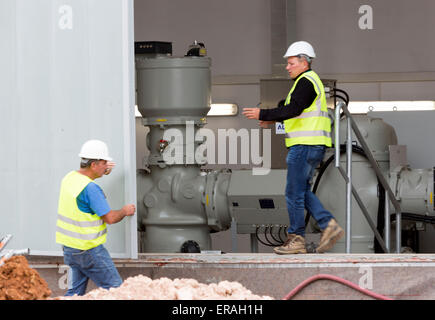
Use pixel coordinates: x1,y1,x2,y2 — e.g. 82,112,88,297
207,103,238,116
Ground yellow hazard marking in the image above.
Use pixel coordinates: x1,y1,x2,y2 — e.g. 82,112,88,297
206,194,209,206
156,118,167,122
431,192,433,204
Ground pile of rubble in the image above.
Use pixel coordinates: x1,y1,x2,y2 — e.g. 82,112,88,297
58,275,274,300
0,256,51,300
0,256,273,300
1,232,272,300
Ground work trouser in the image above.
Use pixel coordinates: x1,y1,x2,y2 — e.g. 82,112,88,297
63,244,122,296
285,145,334,236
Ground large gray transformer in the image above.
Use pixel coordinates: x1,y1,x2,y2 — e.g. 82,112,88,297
136,51,232,253
136,47,434,254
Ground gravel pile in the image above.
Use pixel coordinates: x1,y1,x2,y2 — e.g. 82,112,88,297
58,275,274,300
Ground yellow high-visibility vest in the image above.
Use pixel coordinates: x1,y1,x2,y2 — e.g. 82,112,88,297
56,171,107,250
283,70,332,147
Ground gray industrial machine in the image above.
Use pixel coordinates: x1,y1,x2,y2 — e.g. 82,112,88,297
135,42,232,252
136,41,434,254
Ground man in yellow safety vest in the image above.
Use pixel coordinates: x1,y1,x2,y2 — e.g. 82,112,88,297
243,41,344,254
56,139,136,295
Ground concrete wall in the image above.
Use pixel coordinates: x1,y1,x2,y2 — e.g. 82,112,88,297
292,0,435,74
134,0,271,76
288,0,435,117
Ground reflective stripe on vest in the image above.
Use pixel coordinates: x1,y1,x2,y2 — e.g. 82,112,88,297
56,226,107,240
57,214,105,228
286,130,331,139
56,171,107,250
283,70,332,148
293,110,329,119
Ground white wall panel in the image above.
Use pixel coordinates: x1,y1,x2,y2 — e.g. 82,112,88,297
0,0,137,258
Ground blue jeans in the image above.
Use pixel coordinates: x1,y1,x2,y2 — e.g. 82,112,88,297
63,244,122,296
286,145,334,237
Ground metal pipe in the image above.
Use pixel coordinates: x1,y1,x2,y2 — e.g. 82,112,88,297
0,234,12,254
396,212,401,253
345,116,352,253
231,218,238,253
385,192,390,253
0,249,13,266
13,248,30,256
334,101,345,168
250,234,259,253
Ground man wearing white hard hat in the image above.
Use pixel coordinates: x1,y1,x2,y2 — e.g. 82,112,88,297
243,41,343,254
56,139,136,296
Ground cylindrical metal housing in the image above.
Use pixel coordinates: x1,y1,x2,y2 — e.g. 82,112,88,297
136,56,211,124
314,153,384,253
392,167,434,215
335,115,398,161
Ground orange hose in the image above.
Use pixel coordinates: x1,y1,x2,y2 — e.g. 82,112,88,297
282,273,393,300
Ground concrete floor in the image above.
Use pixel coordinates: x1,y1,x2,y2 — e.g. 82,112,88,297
29,253,435,300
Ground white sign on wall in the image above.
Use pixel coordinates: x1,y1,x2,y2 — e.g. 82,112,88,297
275,122,285,134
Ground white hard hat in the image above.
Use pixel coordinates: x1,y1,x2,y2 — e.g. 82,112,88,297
283,41,316,59
78,140,113,161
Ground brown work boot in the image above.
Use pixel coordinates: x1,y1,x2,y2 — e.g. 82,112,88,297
274,234,307,254
316,219,344,253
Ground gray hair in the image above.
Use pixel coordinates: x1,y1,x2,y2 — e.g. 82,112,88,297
80,158,99,168
297,54,312,68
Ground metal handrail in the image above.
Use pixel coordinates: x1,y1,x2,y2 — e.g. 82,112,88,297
334,101,402,253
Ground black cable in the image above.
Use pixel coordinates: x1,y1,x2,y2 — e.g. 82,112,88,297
331,87,350,121
332,94,348,119
264,225,281,246
333,88,350,104
255,225,276,247
391,212,435,224
374,183,386,253
333,94,348,104
278,226,286,243
263,225,272,245
282,225,289,242
269,225,284,245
